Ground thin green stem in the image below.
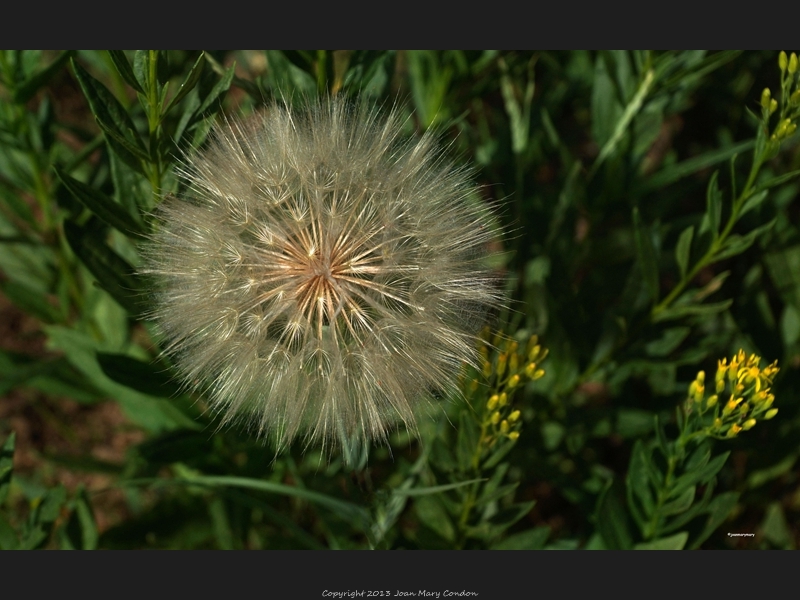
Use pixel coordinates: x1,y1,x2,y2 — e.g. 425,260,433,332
652,153,764,317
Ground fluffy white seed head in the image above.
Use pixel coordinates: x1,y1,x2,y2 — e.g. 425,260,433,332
142,98,505,452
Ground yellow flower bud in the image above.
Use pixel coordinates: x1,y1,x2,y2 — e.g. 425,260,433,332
500,419,509,433
770,99,778,114
528,344,541,362
532,369,545,380
507,374,520,389
482,361,492,378
716,379,725,393
508,431,520,441
487,394,499,410
525,362,537,378
742,418,757,431
790,52,798,74
509,353,519,374
761,88,772,109
791,90,800,105
713,418,723,430
497,353,508,378
726,424,742,438
491,411,501,424
509,410,521,422
764,408,778,420
507,340,518,354
706,394,718,409
723,396,742,417
498,392,508,407
696,371,706,384
779,51,788,72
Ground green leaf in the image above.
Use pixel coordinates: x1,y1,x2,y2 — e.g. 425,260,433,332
672,452,729,498
107,51,144,94
55,167,144,238
62,487,98,550
661,485,695,516
13,50,75,104
97,353,182,398
164,52,206,115
63,221,145,316
645,327,690,357
746,452,799,490
71,59,149,169
456,411,478,472
596,480,634,549
592,68,654,174
712,218,776,262
753,167,800,195
45,326,198,432
705,171,722,238
414,494,455,542
0,279,62,323
0,433,15,505
491,526,550,550
633,207,660,303
688,491,738,549
140,474,373,534
626,440,656,520
393,479,484,497
760,502,794,549
0,513,18,549
739,190,768,218
675,225,694,279
652,299,733,323
191,61,235,122
638,140,754,194
634,531,688,550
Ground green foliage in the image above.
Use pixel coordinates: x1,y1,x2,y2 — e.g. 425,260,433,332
1,50,799,549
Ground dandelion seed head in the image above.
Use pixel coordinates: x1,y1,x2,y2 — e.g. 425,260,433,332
142,98,506,453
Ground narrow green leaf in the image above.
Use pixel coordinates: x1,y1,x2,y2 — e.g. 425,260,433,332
705,171,722,237
634,531,688,550
490,526,550,550
63,221,145,316
592,68,654,174
107,51,144,94
688,491,738,549
712,218,776,262
54,167,144,238
135,474,373,533
97,353,182,398
753,167,800,194
738,190,769,219
414,495,455,542
13,50,75,104
672,452,729,498
456,411,478,473
625,440,654,529
71,59,149,163
633,207,659,303
652,299,733,323
0,433,15,505
596,480,634,549
661,485,695,516
639,140,754,193
164,52,206,115
191,61,235,122
675,225,694,279
391,479,484,497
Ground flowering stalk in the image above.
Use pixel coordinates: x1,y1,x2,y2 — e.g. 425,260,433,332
637,350,780,541
456,331,547,544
